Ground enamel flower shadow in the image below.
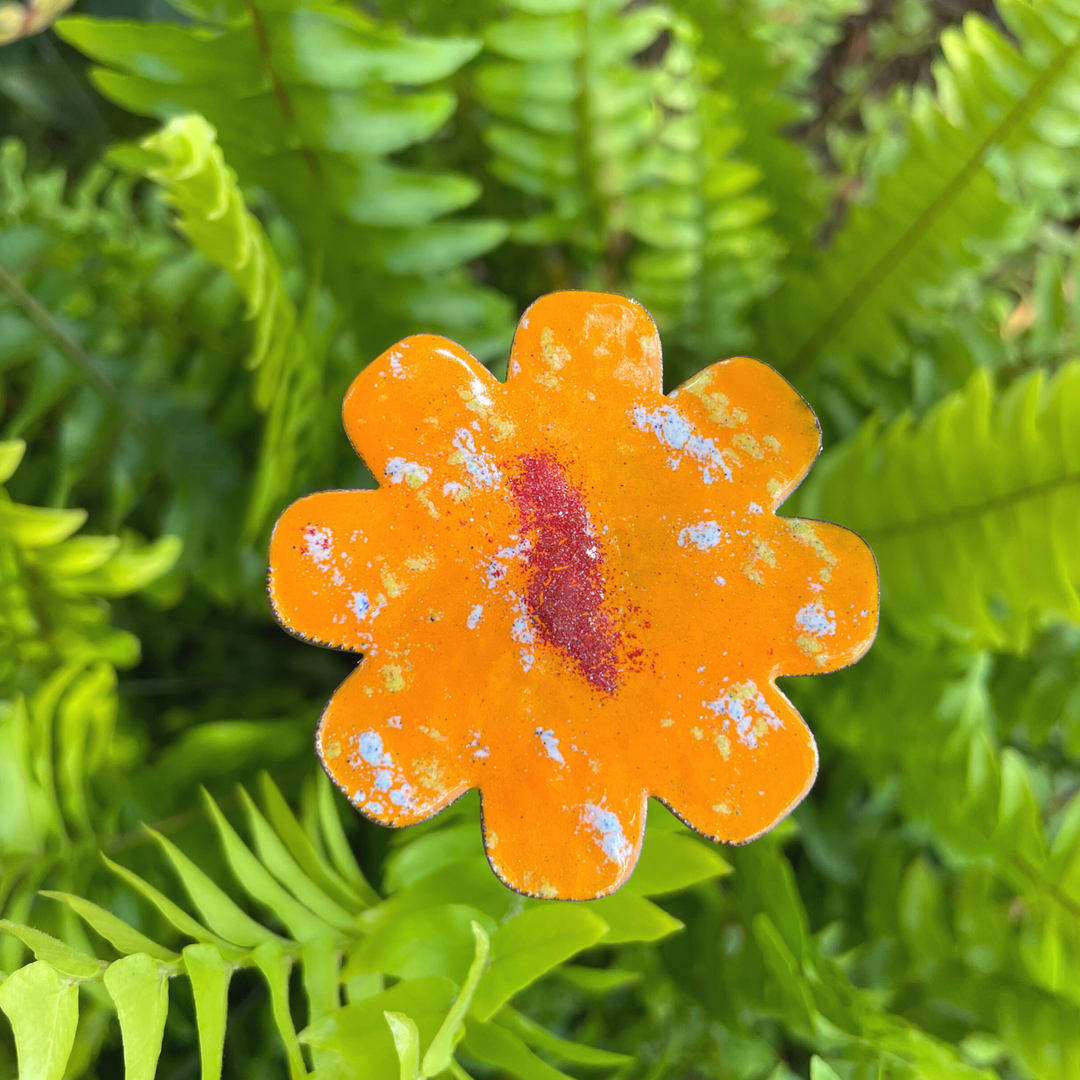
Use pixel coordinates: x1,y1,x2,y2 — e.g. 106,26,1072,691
268,291,879,900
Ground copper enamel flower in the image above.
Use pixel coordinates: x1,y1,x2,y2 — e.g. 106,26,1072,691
268,291,879,900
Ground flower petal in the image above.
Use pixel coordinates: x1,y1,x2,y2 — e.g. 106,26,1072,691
342,334,516,480
651,679,817,844
672,356,821,503
268,490,451,653
506,292,663,398
754,516,879,677
316,663,472,827
481,772,647,900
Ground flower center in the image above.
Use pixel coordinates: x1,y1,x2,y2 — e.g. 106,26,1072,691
509,453,620,694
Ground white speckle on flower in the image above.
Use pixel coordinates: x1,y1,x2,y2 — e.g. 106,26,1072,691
749,502,763,514
715,576,726,586
389,785,415,808
357,731,392,768
705,681,782,749
352,591,385,623
583,802,632,865
350,731,416,810
520,650,535,673
796,602,836,637
303,526,333,562
678,520,723,550
484,539,531,591
467,604,484,629
385,458,430,487
536,728,564,764
450,428,501,488
630,404,733,483
511,617,535,644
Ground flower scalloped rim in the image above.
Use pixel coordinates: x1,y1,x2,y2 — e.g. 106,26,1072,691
268,291,879,901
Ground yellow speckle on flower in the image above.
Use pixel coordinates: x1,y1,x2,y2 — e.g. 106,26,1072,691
487,831,499,848
734,432,764,459
766,478,783,498
820,567,833,582
752,718,769,740
406,553,434,572
763,435,782,453
692,726,704,740
419,726,448,742
381,665,406,692
798,634,823,657
743,563,766,586
538,881,559,899
788,520,837,566
325,739,342,760
715,733,730,759
713,803,732,815
684,371,743,428
413,756,446,792
541,327,570,371
660,717,674,728
752,538,777,567
381,570,402,598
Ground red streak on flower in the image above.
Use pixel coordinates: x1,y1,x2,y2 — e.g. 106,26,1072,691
510,453,620,693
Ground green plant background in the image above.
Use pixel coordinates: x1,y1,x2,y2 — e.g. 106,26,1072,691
2,0,1080,1077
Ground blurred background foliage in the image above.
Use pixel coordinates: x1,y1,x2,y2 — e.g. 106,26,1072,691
2,0,1080,1077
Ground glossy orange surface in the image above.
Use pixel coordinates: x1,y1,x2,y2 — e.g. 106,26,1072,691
268,292,879,900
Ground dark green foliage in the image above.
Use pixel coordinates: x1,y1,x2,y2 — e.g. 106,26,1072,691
4,0,1080,1078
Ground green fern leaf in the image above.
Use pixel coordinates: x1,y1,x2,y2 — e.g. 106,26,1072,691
103,954,170,1080
55,2,512,359
0,961,80,1080
801,361,1080,649
39,892,179,963
182,944,232,1080
755,0,1080,397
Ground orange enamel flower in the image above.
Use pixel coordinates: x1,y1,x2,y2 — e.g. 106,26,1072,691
268,292,878,900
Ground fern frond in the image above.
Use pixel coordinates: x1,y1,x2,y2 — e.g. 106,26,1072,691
474,0,670,260
673,0,830,269
139,115,313,538
0,773,724,1079
754,0,1080,400
800,361,1080,650
0,440,179,1028
795,632,1080,1062
627,15,784,374
0,137,278,597
55,0,513,360
0,439,179,698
